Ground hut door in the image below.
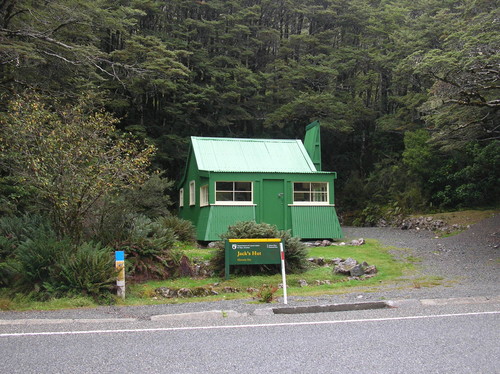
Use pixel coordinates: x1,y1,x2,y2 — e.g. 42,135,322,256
262,179,285,230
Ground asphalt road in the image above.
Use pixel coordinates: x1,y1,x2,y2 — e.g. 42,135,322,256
1,301,499,374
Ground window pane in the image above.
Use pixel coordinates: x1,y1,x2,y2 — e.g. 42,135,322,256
294,192,310,202
294,182,309,192
235,192,252,201
235,182,251,192
216,191,233,201
216,181,233,191
312,192,327,202
311,183,327,193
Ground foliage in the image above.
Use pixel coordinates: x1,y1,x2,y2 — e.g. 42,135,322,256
48,242,116,303
211,221,308,276
13,233,71,297
86,174,175,244
1,0,498,225
0,214,54,259
254,285,279,304
0,95,156,242
0,214,117,302
113,215,180,282
428,141,500,208
157,216,197,243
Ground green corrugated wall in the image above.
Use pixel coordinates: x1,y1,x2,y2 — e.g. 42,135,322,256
199,205,256,241
290,206,343,239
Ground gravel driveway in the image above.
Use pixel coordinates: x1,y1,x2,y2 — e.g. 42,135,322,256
340,213,500,300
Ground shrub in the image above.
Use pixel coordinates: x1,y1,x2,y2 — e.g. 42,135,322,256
211,221,308,276
86,174,175,244
0,261,17,288
113,215,182,282
10,230,118,302
50,242,116,302
0,214,54,260
158,216,196,243
13,233,72,297
255,285,279,303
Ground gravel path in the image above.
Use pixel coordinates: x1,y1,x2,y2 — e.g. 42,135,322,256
341,213,499,299
1,215,498,320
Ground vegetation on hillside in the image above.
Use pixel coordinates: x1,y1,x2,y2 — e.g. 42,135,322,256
1,0,498,217
0,1,498,304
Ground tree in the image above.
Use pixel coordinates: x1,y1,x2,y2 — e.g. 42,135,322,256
402,1,500,148
0,94,156,241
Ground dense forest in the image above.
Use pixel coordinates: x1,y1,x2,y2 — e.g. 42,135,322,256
1,0,499,224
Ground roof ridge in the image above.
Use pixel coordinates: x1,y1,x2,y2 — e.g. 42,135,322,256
192,136,300,142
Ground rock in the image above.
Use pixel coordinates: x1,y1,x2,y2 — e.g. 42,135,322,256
207,241,219,248
179,255,193,277
177,288,193,298
222,286,240,293
334,263,353,275
321,240,332,247
364,265,378,274
344,257,357,266
155,287,176,298
330,257,343,265
298,279,308,287
350,264,365,277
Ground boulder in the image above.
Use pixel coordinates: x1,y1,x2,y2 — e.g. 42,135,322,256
349,264,365,277
177,288,193,298
298,279,308,287
155,287,176,298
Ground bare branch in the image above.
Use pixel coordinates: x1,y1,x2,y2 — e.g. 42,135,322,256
0,27,76,49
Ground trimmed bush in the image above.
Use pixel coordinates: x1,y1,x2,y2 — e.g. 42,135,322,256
211,221,308,276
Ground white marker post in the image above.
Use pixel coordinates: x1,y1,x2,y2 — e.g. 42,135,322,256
279,241,288,304
115,251,125,299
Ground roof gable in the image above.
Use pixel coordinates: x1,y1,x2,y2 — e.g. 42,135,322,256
191,136,317,173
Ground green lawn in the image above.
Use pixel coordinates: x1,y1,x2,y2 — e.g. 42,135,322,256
124,239,414,304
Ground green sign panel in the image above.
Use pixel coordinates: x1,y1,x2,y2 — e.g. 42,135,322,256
224,238,283,279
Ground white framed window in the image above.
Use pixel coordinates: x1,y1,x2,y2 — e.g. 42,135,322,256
179,188,184,207
215,181,253,205
189,180,196,206
200,185,209,207
293,182,329,204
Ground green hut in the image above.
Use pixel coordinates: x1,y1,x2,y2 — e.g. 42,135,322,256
178,121,342,241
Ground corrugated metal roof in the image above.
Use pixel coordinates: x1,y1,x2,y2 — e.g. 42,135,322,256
191,136,317,173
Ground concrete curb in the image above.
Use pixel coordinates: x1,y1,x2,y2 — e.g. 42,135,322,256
0,318,137,325
272,301,388,315
151,310,247,321
1,296,498,325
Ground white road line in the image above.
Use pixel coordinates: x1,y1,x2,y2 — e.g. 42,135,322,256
1,311,498,338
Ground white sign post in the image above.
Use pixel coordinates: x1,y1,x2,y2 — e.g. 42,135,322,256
279,241,287,304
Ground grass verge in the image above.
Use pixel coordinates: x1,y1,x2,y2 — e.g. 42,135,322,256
0,239,416,310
